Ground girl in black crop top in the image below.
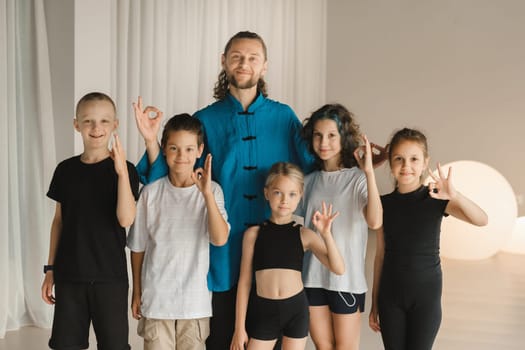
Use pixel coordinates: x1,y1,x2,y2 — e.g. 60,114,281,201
369,128,488,350
230,162,345,350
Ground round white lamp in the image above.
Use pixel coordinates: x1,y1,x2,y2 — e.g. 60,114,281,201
426,161,517,260
501,217,525,254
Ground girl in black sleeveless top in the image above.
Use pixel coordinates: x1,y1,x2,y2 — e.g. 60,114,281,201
230,162,345,350
369,128,488,350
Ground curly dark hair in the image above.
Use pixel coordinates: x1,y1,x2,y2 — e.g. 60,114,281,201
213,31,268,100
302,103,361,170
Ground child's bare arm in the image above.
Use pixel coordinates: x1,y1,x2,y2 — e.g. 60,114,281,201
355,135,383,230
231,227,257,350
193,154,229,246
445,192,488,226
111,133,137,227
369,226,385,333
41,203,62,305
130,251,145,320
203,191,229,246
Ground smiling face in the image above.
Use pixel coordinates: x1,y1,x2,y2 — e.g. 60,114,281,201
222,38,267,92
74,99,118,151
312,119,342,170
264,174,303,223
390,140,429,193
163,130,204,177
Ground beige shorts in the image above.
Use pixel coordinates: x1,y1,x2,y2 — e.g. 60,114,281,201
137,317,210,350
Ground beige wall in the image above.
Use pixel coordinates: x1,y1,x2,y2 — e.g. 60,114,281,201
326,0,525,216
45,1,525,216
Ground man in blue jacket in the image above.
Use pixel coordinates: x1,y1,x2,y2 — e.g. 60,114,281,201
134,31,314,349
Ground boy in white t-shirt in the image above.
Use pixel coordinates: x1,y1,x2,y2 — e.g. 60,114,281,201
127,113,230,350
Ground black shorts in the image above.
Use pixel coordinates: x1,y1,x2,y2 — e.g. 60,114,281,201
49,281,130,350
305,287,365,314
249,290,309,341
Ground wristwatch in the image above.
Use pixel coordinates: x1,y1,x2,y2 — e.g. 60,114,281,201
43,265,54,273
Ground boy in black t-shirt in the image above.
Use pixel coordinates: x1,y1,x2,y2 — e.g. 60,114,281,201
41,92,139,350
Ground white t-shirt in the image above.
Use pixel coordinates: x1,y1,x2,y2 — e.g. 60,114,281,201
298,168,369,293
127,176,229,319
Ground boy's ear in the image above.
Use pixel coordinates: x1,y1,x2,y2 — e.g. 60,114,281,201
221,54,226,69
197,143,204,158
73,118,80,132
263,187,269,200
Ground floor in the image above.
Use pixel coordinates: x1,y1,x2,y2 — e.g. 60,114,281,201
1,232,524,349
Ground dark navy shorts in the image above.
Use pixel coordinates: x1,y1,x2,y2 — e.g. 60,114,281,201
49,281,130,350
305,287,365,314
249,290,309,340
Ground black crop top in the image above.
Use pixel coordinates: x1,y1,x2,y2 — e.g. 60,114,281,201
253,220,304,272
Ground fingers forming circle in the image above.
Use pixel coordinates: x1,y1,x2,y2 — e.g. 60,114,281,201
144,106,161,119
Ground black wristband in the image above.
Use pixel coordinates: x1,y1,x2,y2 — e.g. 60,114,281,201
43,265,54,274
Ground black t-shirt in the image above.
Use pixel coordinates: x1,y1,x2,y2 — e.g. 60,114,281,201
381,185,448,271
47,155,139,283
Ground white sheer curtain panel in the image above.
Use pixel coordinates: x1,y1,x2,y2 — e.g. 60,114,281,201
113,0,327,163
0,0,55,338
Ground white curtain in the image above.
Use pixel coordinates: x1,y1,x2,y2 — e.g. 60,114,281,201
0,0,56,338
0,0,326,338
113,0,327,163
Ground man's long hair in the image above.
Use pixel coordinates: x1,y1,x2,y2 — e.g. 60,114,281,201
213,31,268,100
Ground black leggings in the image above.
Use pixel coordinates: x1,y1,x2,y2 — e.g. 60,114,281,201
378,267,442,350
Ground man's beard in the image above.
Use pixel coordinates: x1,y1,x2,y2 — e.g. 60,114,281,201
227,73,259,90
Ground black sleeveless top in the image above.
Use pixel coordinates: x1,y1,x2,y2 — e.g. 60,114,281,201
253,220,304,272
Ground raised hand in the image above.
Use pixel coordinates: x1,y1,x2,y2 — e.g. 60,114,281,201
192,154,212,195
353,134,374,173
133,96,163,144
109,133,128,176
427,163,457,200
311,201,340,236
